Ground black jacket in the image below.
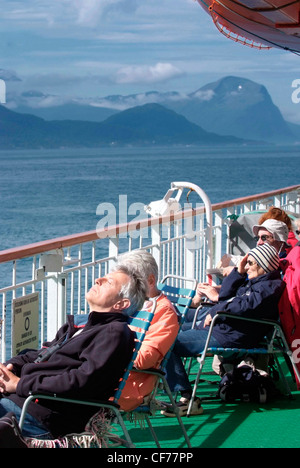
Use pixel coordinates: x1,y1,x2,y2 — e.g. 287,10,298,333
6,312,135,436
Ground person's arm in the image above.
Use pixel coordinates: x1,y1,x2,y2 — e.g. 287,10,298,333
134,345,162,370
5,323,70,376
210,280,284,320
218,268,247,301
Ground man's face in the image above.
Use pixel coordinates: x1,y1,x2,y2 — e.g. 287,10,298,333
256,228,275,247
86,271,130,313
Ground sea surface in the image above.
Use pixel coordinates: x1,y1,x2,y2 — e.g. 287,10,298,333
0,144,299,252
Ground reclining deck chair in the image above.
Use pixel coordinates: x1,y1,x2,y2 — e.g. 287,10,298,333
186,309,300,417
126,275,197,448
19,304,156,448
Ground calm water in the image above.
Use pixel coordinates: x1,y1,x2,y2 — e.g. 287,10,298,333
0,145,299,251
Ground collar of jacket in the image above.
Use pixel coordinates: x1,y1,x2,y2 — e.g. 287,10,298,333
247,269,282,286
69,311,128,329
88,311,128,326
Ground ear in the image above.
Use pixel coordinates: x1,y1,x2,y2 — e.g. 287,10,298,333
148,274,156,288
113,298,131,312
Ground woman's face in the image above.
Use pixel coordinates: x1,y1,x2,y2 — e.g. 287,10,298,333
244,255,265,279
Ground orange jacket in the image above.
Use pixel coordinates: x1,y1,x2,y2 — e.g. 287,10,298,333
119,293,179,411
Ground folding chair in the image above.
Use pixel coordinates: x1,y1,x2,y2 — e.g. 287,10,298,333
187,312,300,416
19,303,156,448
126,275,197,448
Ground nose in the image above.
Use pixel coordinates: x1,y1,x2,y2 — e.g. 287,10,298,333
95,277,103,286
256,238,264,246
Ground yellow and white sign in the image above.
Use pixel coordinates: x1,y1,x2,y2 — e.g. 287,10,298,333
12,292,39,356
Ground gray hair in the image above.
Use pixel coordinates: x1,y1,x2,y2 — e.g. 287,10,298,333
116,265,147,316
116,249,159,284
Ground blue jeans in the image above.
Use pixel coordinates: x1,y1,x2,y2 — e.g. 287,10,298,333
181,306,212,331
0,398,51,438
166,325,221,394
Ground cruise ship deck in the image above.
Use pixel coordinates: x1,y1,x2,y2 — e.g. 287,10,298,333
122,358,300,449
0,183,299,449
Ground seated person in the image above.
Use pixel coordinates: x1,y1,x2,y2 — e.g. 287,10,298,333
258,206,298,254
0,266,146,439
187,218,290,327
115,250,180,412
162,243,285,417
212,217,291,281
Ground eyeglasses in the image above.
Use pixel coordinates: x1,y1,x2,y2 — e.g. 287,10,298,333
254,235,274,242
246,260,257,267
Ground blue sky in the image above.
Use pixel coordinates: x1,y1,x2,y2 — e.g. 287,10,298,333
1,0,300,123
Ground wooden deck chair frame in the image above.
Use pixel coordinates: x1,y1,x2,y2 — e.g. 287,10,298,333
126,274,197,448
19,304,156,448
187,312,300,416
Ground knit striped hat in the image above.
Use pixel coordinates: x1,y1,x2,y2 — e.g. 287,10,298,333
248,243,280,273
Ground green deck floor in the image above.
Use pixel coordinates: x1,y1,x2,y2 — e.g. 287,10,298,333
113,357,300,449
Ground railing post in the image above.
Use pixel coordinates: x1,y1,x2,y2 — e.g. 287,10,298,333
38,251,65,341
109,237,119,270
274,194,281,208
286,190,300,214
151,224,162,277
184,214,196,280
47,273,67,340
214,210,223,266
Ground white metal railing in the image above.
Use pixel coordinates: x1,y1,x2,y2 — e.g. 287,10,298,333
0,183,299,361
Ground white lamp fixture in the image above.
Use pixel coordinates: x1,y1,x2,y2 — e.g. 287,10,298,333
144,187,183,218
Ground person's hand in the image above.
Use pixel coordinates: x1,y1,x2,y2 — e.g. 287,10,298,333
191,283,207,308
238,254,248,275
197,283,220,302
0,363,20,394
204,314,212,328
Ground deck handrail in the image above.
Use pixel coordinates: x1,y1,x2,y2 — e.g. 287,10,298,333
0,184,299,264
0,183,299,360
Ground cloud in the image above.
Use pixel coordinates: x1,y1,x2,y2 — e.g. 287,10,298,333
75,0,139,27
193,90,215,101
0,1,70,28
115,63,183,85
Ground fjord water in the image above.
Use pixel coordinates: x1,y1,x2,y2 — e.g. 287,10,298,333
0,145,299,252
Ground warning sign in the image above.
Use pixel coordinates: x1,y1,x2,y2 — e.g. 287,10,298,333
12,292,39,356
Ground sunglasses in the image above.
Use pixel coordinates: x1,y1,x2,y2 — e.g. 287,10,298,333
246,260,257,267
296,230,300,236
254,235,274,242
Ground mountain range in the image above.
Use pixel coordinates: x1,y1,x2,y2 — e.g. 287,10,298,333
0,101,244,149
2,76,299,148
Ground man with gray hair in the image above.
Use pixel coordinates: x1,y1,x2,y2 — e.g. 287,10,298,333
0,266,147,439
115,250,180,412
